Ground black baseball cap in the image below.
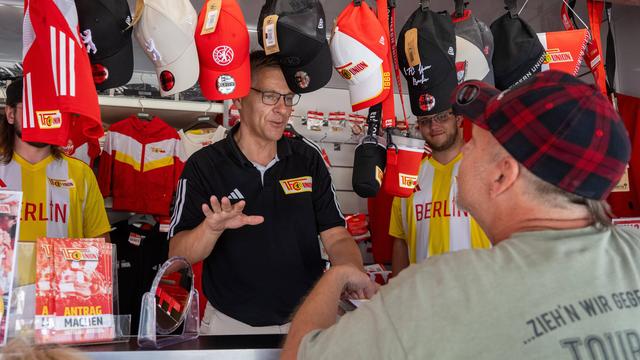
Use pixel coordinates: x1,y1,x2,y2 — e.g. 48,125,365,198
398,7,458,116
75,0,133,90
257,0,332,94
5,78,22,107
490,13,545,90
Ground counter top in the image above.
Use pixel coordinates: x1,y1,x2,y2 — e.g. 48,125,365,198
81,335,284,360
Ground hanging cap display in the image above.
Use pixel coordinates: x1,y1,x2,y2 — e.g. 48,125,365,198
490,12,546,90
452,9,495,85
330,2,391,112
257,0,332,94
397,7,457,116
195,0,250,100
75,0,134,90
134,0,199,96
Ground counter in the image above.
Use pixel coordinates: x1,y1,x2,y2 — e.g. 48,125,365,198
82,335,284,360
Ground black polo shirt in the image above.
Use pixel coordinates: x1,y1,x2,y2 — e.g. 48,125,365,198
168,124,345,326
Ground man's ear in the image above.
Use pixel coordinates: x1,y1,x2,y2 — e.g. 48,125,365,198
489,156,520,198
455,114,463,128
4,106,14,125
232,98,242,110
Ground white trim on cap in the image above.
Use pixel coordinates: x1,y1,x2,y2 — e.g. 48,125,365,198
455,35,490,82
330,27,385,108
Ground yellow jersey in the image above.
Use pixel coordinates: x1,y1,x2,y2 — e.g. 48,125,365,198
0,153,110,284
389,153,491,262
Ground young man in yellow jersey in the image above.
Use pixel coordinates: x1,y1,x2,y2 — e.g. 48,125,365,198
0,78,110,285
389,107,491,275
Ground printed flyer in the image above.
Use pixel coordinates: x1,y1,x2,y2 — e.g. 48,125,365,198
35,237,115,344
0,190,22,346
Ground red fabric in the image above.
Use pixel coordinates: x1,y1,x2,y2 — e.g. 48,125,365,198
21,0,103,146
368,191,395,264
192,261,206,320
62,117,101,167
607,93,640,217
98,116,184,215
587,0,608,98
376,0,395,128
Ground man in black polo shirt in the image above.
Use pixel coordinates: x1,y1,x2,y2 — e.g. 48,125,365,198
168,50,363,334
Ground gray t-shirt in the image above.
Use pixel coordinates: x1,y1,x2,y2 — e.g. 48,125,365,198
299,226,640,359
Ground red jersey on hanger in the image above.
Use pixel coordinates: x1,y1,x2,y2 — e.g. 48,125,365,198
98,116,185,216
21,0,102,146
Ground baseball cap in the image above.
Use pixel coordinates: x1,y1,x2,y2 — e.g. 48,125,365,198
134,0,199,96
452,10,494,85
398,7,457,116
490,13,545,90
196,0,250,100
5,78,22,107
257,0,332,94
452,70,631,200
75,0,133,90
330,2,391,112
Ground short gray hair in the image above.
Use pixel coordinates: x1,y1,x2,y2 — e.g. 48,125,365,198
518,164,613,229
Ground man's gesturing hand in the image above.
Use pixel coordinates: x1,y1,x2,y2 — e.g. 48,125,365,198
201,195,264,233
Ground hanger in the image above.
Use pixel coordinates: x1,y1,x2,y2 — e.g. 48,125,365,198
505,0,518,18
420,0,430,11
128,213,157,227
183,102,219,132
454,0,467,18
137,98,152,120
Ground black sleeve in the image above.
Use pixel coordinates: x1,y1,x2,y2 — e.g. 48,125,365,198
168,158,209,238
310,149,346,233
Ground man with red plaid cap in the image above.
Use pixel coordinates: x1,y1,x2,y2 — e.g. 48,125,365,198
282,70,640,360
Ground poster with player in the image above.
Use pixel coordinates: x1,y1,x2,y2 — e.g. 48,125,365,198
35,238,115,344
0,190,22,346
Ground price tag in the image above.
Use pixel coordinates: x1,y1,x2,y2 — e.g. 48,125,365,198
200,0,222,35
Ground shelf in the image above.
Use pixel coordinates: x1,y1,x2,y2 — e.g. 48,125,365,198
98,96,224,129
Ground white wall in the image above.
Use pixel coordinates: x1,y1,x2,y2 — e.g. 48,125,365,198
289,87,412,215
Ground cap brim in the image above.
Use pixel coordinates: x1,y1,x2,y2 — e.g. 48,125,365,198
93,39,134,91
450,80,500,129
281,41,332,94
156,41,199,97
199,53,250,101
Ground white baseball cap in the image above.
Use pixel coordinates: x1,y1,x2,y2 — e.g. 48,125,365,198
134,0,199,96
330,2,391,112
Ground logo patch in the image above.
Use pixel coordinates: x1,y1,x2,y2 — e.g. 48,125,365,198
61,247,99,261
216,74,236,95
375,166,384,186
418,93,435,112
295,71,310,89
37,110,62,129
335,61,369,81
212,45,234,66
280,176,313,195
149,147,167,154
544,48,574,64
398,173,418,189
48,178,75,188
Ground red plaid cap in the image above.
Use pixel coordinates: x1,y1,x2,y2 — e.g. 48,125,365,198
451,70,630,200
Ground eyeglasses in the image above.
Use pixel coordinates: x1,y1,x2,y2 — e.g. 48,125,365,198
251,87,301,106
417,109,454,126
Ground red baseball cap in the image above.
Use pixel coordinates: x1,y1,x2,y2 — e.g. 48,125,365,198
195,0,250,100
330,2,391,112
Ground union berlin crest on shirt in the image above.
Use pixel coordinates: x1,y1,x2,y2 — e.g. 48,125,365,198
21,0,103,146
